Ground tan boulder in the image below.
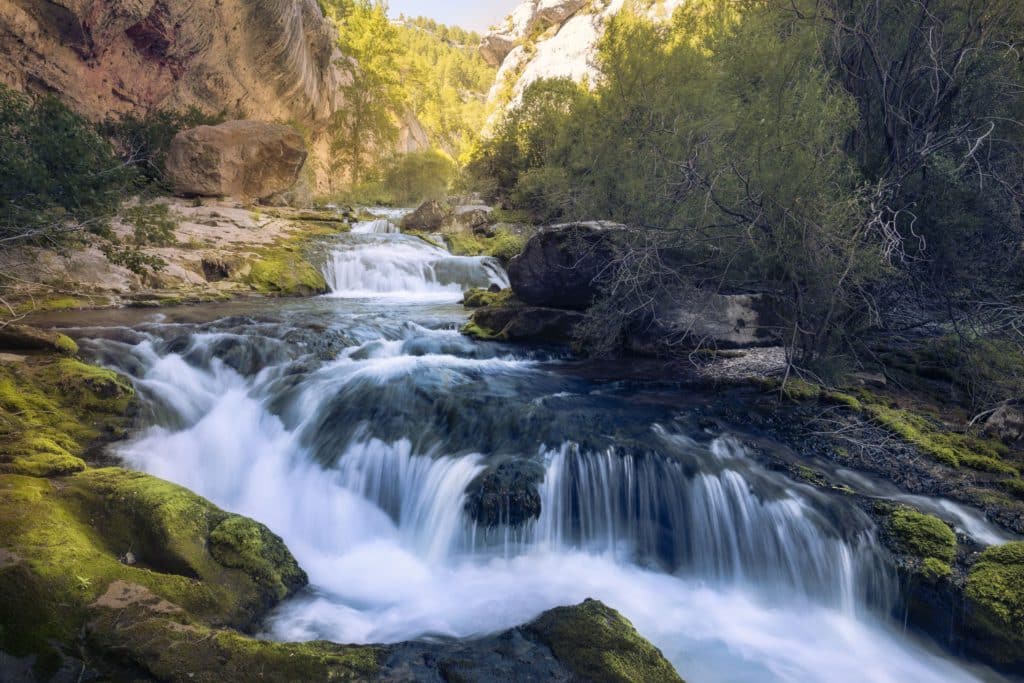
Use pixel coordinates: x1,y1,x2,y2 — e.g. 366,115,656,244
165,121,307,200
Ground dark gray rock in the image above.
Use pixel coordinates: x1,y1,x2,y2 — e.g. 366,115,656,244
464,458,545,528
507,222,627,309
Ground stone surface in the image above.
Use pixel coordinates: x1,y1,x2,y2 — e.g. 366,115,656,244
464,458,545,527
0,0,346,133
466,303,585,343
401,200,452,232
983,402,1024,444
165,121,307,199
508,222,626,309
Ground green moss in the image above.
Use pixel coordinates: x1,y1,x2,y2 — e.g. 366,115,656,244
460,319,504,341
86,596,381,682
444,229,526,262
962,540,1024,655
0,467,310,674
0,359,133,476
246,248,328,297
921,556,953,581
780,378,821,401
463,288,514,308
13,296,85,315
1000,478,1024,501
525,599,684,683
889,508,956,564
54,333,78,355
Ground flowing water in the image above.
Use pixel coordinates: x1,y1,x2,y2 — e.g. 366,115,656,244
59,220,1008,682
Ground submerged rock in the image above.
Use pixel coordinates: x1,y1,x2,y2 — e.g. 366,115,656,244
166,121,307,200
464,302,585,343
464,458,545,528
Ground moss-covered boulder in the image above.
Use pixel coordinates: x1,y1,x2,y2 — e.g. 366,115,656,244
245,247,328,297
887,507,957,575
0,358,133,478
964,542,1024,670
524,598,684,682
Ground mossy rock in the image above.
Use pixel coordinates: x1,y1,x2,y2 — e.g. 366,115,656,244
0,359,133,477
86,582,380,683
0,468,307,677
964,541,1024,667
888,508,956,567
245,249,327,297
524,598,684,683
462,287,514,308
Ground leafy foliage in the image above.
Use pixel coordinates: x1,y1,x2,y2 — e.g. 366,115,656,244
469,0,1024,370
0,85,136,246
103,108,225,188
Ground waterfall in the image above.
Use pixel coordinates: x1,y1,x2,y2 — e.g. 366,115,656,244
351,218,399,234
322,233,509,300
65,223,998,682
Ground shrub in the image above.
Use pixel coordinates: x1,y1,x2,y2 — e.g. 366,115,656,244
103,107,224,189
0,85,136,245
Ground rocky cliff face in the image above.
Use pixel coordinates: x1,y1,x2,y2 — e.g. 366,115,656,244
0,0,347,124
482,0,683,113
0,0,352,190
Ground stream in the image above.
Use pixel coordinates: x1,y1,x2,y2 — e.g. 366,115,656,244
53,214,1010,682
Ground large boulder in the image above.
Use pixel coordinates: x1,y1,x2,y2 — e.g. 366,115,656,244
508,222,627,310
400,199,452,232
464,458,545,528
165,121,307,200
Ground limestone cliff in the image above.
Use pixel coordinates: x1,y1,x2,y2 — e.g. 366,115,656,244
0,0,352,190
482,0,683,114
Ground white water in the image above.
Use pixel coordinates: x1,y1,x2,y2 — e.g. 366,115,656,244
322,233,508,302
103,227,1001,683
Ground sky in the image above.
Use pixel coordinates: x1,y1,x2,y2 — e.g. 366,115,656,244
386,0,520,32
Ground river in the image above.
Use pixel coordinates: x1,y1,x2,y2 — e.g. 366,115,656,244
51,214,1008,682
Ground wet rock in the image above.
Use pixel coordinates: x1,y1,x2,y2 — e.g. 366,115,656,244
508,222,627,309
0,324,77,355
166,121,307,200
464,458,545,528
400,200,452,232
464,304,585,343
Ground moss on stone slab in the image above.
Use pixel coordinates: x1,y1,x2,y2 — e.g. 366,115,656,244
246,248,328,297
444,229,526,263
966,542,1024,639
86,588,381,683
462,288,514,308
0,358,133,477
460,319,504,341
525,598,684,683
889,508,956,565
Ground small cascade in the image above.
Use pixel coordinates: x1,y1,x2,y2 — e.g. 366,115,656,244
322,233,509,300
351,218,399,234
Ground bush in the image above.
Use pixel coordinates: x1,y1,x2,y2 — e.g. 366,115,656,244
511,166,571,223
103,107,224,189
123,204,179,246
381,150,457,205
0,85,137,245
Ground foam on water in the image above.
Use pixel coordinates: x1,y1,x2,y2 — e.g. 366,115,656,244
95,234,1001,682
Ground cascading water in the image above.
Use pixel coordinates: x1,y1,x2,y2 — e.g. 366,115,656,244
322,231,508,301
64,212,1008,683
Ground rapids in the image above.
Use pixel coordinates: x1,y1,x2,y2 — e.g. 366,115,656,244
60,219,1008,682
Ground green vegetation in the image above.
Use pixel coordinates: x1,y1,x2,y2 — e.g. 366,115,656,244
525,598,684,683
463,288,514,308
246,246,329,297
468,0,1024,374
320,2,495,201
123,202,179,246
888,508,956,565
444,228,525,262
966,542,1024,643
0,358,133,478
0,85,136,246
